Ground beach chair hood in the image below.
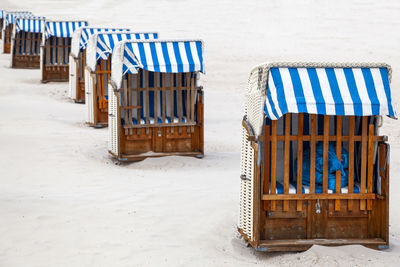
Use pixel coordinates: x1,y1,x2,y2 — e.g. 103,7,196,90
70,27,130,59
111,39,204,90
14,17,45,34
86,31,158,72
3,11,34,29
43,21,88,43
245,62,397,136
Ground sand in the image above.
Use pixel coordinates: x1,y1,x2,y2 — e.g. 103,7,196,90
1,0,400,266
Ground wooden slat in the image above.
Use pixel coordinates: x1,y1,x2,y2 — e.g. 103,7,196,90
46,37,50,65
360,116,368,210
153,72,158,124
263,125,270,211
262,193,376,201
127,74,132,128
310,114,316,194
137,71,141,125
335,116,342,211
348,116,355,211
259,238,385,247
162,73,166,123
145,71,150,124
190,74,196,123
270,120,277,211
274,135,385,142
178,73,183,123
296,113,304,211
186,73,190,123
322,115,329,193
170,74,175,123
367,123,374,210
26,32,31,56
283,114,291,211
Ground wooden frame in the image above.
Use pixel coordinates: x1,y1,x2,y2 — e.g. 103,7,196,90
0,18,3,39
87,57,111,127
11,30,42,68
73,50,86,103
110,70,204,161
41,36,71,83
240,113,390,252
2,24,13,53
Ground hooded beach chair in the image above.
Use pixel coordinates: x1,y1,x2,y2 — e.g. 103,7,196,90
85,31,158,127
69,27,130,103
2,11,33,53
11,17,45,68
0,10,5,39
109,39,205,161
238,62,396,252
40,20,88,83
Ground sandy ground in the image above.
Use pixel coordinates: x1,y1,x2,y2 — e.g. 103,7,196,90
1,0,400,266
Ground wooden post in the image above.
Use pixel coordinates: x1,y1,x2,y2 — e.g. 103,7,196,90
297,113,304,211
322,115,329,193
283,113,291,211
310,114,316,194
367,123,374,210
335,116,342,211
178,73,183,123
348,116,355,211
162,73,166,123
264,124,270,211
270,120,277,211
145,71,150,124
360,116,368,210
137,71,141,125
154,72,158,125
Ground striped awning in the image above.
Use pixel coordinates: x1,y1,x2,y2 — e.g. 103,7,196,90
263,64,396,120
44,21,88,39
15,17,45,34
0,10,5,19
4,11,34,28
70,27,130,58
111,39,204,89
86,32,158,71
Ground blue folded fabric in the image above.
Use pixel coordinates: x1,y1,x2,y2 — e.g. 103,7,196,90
296,143,349,190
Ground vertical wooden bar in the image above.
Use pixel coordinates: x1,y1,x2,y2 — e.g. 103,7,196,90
310,114,316,194
190,74,196,123
360,116,368,210
178,73,183,123
270,120,277,211
186,73,190,123
145,71,150,124
283,113,291,211
367,123,374,210
162,73,166,123
348,116,355,210
170,74,175,123
263,125,270,211
335,116,342,211
127,74,132,128
154,72,158,125
322,115,329,193
297,113,304,211
137,71,141,125
52,37,56,66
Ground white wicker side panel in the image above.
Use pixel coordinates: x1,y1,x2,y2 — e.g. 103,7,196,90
239,126,255,241
69,56,77,99
108,85,119,155
85,69,94,124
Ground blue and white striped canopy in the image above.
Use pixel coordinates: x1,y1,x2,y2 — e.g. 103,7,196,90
0,10,5,19
44,21,88,39
15,17,45,33
4,11,34,28
70,27,130,58
86,32,158,71
264,65,396,120
79,27,130,50
111,39,204,89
